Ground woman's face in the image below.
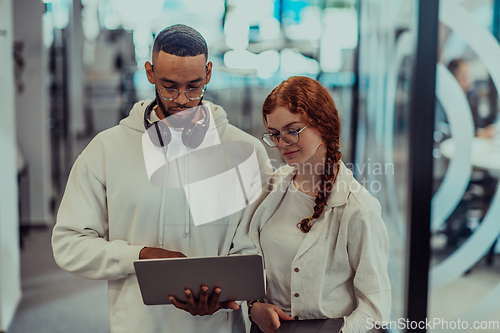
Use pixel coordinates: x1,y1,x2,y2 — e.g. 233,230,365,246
266,106,325,168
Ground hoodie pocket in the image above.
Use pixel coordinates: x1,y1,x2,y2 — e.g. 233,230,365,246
111,274,164,333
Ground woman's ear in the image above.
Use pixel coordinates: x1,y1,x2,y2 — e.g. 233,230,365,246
314,142,328,165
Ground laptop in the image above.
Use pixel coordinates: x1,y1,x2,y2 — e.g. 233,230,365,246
276,318,344,333
134,254,265,305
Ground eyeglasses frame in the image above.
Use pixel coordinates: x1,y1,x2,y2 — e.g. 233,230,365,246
156,85,207,101
261,125,309,148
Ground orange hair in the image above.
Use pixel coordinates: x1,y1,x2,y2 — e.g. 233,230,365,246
263,76,343,233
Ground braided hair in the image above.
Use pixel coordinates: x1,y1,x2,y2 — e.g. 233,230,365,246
262,76,343,233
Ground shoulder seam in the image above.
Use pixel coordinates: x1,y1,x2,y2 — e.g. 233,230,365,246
80,155,105,187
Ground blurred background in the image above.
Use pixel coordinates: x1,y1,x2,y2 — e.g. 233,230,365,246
0,0,499,332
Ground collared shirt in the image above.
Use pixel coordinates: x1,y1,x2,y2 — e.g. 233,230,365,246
249,161,391,333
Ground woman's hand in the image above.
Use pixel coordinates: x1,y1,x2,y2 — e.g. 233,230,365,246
250,302,294,333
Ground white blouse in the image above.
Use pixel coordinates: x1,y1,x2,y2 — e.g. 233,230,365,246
260,181,315,314
249,162,391,333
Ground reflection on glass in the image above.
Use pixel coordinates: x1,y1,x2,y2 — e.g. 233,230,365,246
429,0,500,329
356,1,417,331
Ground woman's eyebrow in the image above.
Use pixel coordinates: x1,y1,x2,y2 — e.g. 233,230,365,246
267,121,301,131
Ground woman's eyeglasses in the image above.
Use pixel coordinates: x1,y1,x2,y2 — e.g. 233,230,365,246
261,125,308,148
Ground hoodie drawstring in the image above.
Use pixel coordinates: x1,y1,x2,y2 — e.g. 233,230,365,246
158,146,168,248
184,156,190,238
175,158,190,239
184,154,191,238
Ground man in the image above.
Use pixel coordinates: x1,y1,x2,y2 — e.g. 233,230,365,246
52,24,271,333
447,59,497,138
443,59,498,250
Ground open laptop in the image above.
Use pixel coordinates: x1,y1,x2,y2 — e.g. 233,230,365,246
276,318,344,333
134,254,265,305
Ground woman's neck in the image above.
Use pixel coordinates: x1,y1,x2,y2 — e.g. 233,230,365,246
293,160,325,196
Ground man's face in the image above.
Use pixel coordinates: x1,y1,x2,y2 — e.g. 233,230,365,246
454,62,473,93
145,52,212,120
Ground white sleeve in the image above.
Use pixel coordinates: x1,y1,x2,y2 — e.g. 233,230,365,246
343,210,392,332
341,311,370,333
52,155,144,280
229,142,273,256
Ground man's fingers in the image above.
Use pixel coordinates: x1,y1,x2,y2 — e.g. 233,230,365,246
173,286,239,316
275,307,294,321
219,301,239,310
199,285,209,305
227,301,239,310
169,296,188,311
184,289,197,310
208,287,222,309
198,285,209,315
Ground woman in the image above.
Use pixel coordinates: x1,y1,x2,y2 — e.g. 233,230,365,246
248,76,391,333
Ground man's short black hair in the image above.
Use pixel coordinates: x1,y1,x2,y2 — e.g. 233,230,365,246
448,59,465,75
153,24,208,61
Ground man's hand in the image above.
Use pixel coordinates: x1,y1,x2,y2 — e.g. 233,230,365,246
476,124,496,139
139,247,187,259
169,285,239,316
250,302,294,333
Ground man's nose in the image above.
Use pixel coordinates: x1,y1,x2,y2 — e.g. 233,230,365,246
173,91,189,105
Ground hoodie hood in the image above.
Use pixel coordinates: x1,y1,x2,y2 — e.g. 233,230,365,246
121,99,231,243
119,99,229,133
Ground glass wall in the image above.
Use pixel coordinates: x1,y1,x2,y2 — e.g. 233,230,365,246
357,1,500,331
356,0,418,329
429,0,500,331
76,0,358,169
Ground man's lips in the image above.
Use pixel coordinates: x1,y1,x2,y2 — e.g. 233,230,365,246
168,108,192,116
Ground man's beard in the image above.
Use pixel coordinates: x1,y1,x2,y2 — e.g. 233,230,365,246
155,91,204,128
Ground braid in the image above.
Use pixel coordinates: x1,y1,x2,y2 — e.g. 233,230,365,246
297,147,343,233
261,76,343,234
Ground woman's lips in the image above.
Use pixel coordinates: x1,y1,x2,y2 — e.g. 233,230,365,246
283,150,299,158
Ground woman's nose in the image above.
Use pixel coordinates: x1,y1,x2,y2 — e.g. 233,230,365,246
277,137,291,148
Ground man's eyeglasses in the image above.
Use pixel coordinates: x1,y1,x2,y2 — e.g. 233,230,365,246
261,125,309,148
157,86,206,101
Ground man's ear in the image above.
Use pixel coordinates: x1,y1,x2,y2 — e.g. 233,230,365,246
205,62,213,84
145,61,155,85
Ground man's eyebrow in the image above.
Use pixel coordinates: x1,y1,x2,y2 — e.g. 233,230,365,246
267,121,301,131
158,77,204,84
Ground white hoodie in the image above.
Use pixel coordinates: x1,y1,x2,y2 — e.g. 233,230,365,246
52,100,272,333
